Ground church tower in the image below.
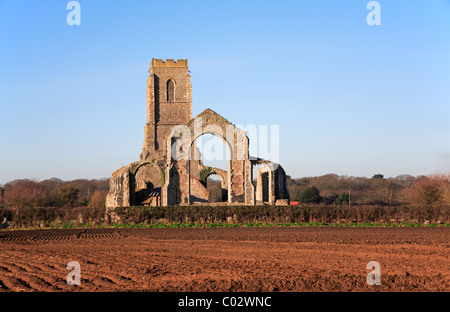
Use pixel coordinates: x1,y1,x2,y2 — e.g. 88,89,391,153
140,58,192,161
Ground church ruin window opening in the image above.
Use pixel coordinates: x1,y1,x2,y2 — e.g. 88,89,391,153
253,163,270,204
189,133,231,204
167,79,175,102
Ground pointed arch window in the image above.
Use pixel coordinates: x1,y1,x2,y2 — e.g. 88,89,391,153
167,79,175,102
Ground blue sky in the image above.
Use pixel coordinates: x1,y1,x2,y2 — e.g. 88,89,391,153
1,0,449,184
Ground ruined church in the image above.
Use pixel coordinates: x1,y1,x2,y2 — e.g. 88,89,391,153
106,59,289,208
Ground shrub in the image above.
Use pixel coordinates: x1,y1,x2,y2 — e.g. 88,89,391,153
402,174,450,205
53,185,79,207
90,190,108,209
297,186,321,204
335,192,350,205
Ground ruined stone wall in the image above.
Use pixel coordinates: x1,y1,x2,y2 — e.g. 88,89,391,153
106,166,132,208
164,109,254,205
275,165,290,201
190,177,209,203
230,160,245,203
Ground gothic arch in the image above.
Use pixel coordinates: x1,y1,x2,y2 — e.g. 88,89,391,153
188,132,232,203
131,162,164,206
163,109,254,205
203,168,228,188
203,170,228,203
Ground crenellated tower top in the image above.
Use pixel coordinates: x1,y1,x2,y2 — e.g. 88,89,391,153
151,58,188,69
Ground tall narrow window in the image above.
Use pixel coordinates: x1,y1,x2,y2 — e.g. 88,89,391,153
167,79,175,102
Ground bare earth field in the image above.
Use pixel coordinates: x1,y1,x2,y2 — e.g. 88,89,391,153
0,227,448,292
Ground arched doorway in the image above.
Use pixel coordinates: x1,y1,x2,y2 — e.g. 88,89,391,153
188,132,232,204
205,172,227,203
132,163,164,206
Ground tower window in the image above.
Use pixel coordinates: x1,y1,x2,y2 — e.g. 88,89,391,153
167,79,175,101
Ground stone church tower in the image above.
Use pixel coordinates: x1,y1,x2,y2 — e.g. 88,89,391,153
140,59,192,162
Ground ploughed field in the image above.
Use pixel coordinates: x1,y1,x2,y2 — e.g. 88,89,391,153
0,227,448,292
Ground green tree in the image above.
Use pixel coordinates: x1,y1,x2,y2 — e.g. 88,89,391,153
297,186,321,204
53,185,79,207
372,174,384,179
420,184,442,204
335,192,350,205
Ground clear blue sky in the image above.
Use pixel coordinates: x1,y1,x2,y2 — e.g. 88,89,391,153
1,0,449,184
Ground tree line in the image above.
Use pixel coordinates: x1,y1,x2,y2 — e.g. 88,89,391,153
288,173,450,206
1,173,449,210
0,178,109,210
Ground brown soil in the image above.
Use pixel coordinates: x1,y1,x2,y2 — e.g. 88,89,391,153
0,227,448,292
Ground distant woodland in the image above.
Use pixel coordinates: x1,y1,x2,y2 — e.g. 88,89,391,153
0,178,109,210
287,173,450,206
1,173,450,209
